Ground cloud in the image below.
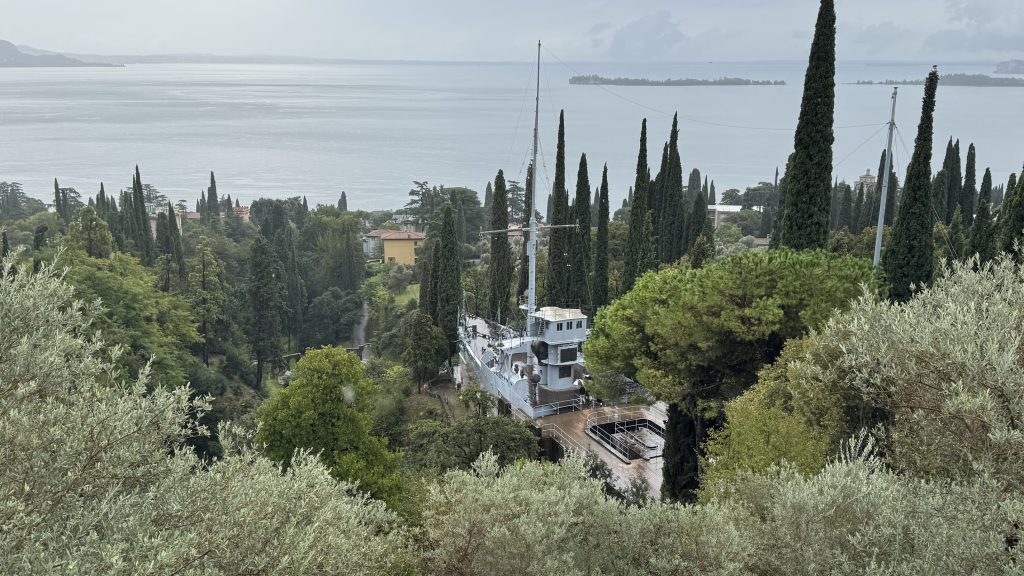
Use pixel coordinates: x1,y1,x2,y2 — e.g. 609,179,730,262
605,11,687,61
851,22,918,56
922,29,1024,55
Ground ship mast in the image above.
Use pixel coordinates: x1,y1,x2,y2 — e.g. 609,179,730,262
526,41,541,351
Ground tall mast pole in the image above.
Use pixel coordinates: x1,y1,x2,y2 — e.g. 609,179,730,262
873,87,898,267
527,41,541,336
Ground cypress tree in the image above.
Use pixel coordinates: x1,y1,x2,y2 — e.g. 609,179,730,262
592,164,610,311
155,213,174,292
770,154,795,248
568,154,592,311
885,171,900,226
709,181,716,206
934,139,952,222
861,186,878,233
488,169,513,321
661,115,684,263
435,204,462,354
961,143,977,227
946,140,963,225
662,403,699,502
207,171,221,225
419,239,437,318
274,226,306,352
851,183,865,234
1,230,9,260
871,150,887,226
546,110,571,307
247,236,285,386
623,119,654,292
884,68,939,303
516,164,534,300
53,179,65,223
1001,168,1024,261
837,183,853,230
338,191,348,212
829,177,841,230
653,142,669,249
780,0,836,250
681,169,702,253
167,202,186,281
969,168,996,264
946,206,966,263
483,182,493,229
133,166,154,264
761,167,780,238
684,183,708,254
931,169,948,225
996,174,1015,211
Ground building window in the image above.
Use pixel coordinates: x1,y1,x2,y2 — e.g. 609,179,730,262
559,347,577,363
576,320,582,329
559,366,572,379
388,257,395,263
556,323,562,331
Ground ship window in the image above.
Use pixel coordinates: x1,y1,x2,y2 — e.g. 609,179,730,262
576,320,582,329
559,347,577,363
556,322,563,331
559,366,572,379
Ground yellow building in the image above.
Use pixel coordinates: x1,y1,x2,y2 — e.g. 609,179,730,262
381,231,426,265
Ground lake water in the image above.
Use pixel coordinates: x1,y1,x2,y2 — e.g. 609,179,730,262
1,60,1021,211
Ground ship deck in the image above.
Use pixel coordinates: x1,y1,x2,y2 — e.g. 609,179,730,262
538,404,666,498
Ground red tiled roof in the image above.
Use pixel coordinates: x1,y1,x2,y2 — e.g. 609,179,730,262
380,231,426,241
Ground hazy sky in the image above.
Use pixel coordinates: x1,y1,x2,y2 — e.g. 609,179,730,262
1,0,1021,62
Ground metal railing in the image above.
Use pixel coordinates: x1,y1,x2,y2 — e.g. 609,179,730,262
584,406,666,463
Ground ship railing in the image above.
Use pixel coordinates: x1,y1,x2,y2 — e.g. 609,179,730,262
540,423,587,455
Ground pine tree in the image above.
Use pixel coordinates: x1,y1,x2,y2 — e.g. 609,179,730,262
338,191,348,212
623,119,654,292
434,204,462,354
851,183,865,234
247,236,285,386
968,168,996,264
592,164,610,311
568,153,592,311
488,170,513,321
546,110,571,307
516,165,534,300
884,68,939,303
780,0,836,250
961,143,977,227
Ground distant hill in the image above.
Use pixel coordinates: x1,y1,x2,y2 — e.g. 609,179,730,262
0,40,119,67
853,73,1024,87
570,74,785,87
995,60,1024,74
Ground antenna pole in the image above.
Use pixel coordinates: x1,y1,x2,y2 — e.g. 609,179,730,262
524,39,540,362
873,87,898,268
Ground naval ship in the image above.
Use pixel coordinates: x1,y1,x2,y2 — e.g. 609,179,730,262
457,42,666,495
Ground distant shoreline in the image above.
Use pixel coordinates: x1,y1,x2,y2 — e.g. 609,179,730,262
569,74,785,87
852,73,1024,87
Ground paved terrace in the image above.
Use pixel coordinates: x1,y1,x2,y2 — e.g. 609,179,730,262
538,404,667,498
